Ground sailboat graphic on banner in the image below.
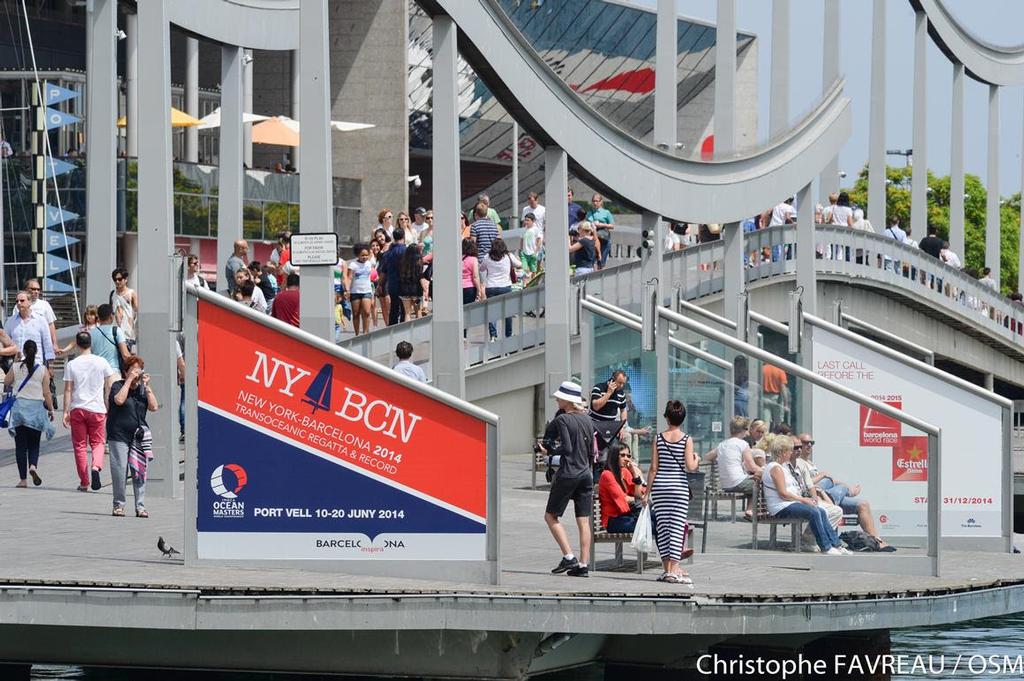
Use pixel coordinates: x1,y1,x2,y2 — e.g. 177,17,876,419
302,363,333,414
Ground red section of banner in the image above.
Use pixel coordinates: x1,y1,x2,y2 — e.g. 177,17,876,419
859,400,901,447
892,436,928,482
197,300,487,518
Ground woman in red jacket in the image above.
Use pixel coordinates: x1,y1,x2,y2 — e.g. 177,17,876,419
598,441,646,532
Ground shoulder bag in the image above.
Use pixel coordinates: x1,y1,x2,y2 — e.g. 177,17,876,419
0,364,38,428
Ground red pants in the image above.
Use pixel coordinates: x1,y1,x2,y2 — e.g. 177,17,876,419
70,408,106,487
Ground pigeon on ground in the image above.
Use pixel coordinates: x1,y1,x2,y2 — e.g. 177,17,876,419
157,536,181,558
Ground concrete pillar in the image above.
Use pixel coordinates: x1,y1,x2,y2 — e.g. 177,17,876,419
867,0,886,230
820,0,840,200
125,11,138,158
713,0,736,157
796,183,816,314
986,84,1001,287
85,0,117,305
290,50,300,168
430,15,464,397
911,11,928,238
184,37,199,163
654,0,677,147
298,0,335,341
544,146,570,415
244,49,254,169
950,63,965,261
723,222,744,337
218,46,244,293
985,372,995,392
136,0,177,498
769,0,789,138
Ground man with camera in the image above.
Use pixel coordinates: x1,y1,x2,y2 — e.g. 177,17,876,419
541,381,597,578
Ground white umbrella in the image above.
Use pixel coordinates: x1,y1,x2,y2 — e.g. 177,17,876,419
197,107,270,130
271,115,374,134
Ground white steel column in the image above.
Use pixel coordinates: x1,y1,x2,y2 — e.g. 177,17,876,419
867,0,886,230
430,15,465,397
291,50,301,168
136,0,176,498
723,222,744,337
125,11,138,158
714,0,736,157
654,0,677,147
640,211,667,429
911,11,928,238
511,121,519,227
769,0,789,138
796,183,815,314
1019,91,1024,294
298,0,335,340
820,0,840,200
184,37,199,163
544,146,570,413
986,84,1001,286
218,46,244,293
244,49,254,168
950,63,965,261
85,0,117,305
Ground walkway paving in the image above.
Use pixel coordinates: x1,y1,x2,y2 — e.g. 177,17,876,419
0,435,1021,600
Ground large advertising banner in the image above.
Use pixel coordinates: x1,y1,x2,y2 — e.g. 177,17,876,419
812,326,1003,539
195,300,489,561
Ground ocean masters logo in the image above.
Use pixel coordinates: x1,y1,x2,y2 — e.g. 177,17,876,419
211,463,247,518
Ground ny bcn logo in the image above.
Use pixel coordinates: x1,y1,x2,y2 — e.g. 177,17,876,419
211,463,248,518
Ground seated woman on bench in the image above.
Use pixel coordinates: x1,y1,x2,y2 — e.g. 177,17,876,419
762,436,850,555
598,441,645,532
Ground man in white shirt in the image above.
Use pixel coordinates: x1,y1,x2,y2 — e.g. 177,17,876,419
940,242,962,269
704,417,760,498
392,341,426,383
24,279,58,353
4,291,55,363
523,192,545,235
979,267,999,291
768,197,796,226
62,331,118,492
410,207,430,244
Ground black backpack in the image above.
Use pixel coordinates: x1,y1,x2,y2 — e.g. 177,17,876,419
840,530,881,552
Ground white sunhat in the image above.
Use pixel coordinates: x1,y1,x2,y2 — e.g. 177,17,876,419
552,380,586,405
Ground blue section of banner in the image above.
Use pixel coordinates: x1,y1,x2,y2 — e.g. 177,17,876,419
196,408,485,537
44,107,81,131
43,158,76,178
43,83,80,106
44,254,79,275
44,205,79,228
45,228,80,251
43,279,77,294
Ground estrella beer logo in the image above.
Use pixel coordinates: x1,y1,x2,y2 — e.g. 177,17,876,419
211,463,248,518
892,436,928,482
859,399,901,447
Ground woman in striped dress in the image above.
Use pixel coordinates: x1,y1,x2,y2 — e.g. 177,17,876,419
645,400,699,584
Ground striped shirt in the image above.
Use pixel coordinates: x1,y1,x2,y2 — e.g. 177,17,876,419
590,382,626,421
470,218,499,259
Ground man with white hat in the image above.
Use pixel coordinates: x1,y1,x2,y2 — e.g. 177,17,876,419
543,380,597,577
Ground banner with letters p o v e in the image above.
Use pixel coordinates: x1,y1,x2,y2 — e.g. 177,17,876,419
812,326,1003,539
195,300,489,561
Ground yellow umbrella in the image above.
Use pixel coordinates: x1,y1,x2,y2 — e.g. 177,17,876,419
116,107,201,128
251,116,302,147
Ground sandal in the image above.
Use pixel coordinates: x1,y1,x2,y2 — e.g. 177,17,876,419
112,507,125,517
656,572,670,582
29,469,41,486
664,573,693,585
136,508,149,518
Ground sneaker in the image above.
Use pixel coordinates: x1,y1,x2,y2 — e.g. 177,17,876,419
566,564,589,578
825,547,843,556
801,544,821,553
837,546,853,555
90,469,102,491
551,556,579,574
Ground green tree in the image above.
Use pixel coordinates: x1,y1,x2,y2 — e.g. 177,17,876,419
844,165,1020,294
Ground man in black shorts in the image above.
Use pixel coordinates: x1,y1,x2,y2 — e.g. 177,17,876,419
542,381,596,577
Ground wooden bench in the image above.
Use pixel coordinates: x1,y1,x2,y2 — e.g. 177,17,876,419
590,495,646,574
530,450,550,490
750,478,805,551
702,461,748,523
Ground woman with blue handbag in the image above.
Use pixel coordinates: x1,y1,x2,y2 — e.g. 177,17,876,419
3,340,55,487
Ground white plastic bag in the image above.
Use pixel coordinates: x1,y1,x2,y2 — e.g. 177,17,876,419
630,505,654,554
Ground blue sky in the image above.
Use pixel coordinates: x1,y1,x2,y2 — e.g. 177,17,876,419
635,0,1024,195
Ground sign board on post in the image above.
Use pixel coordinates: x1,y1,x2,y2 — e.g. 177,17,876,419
811,326,1004,545
185,290,499,583
289,232,338,266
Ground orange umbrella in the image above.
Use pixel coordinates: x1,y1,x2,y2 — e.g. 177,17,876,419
116,107,201,128
251,116,301,147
